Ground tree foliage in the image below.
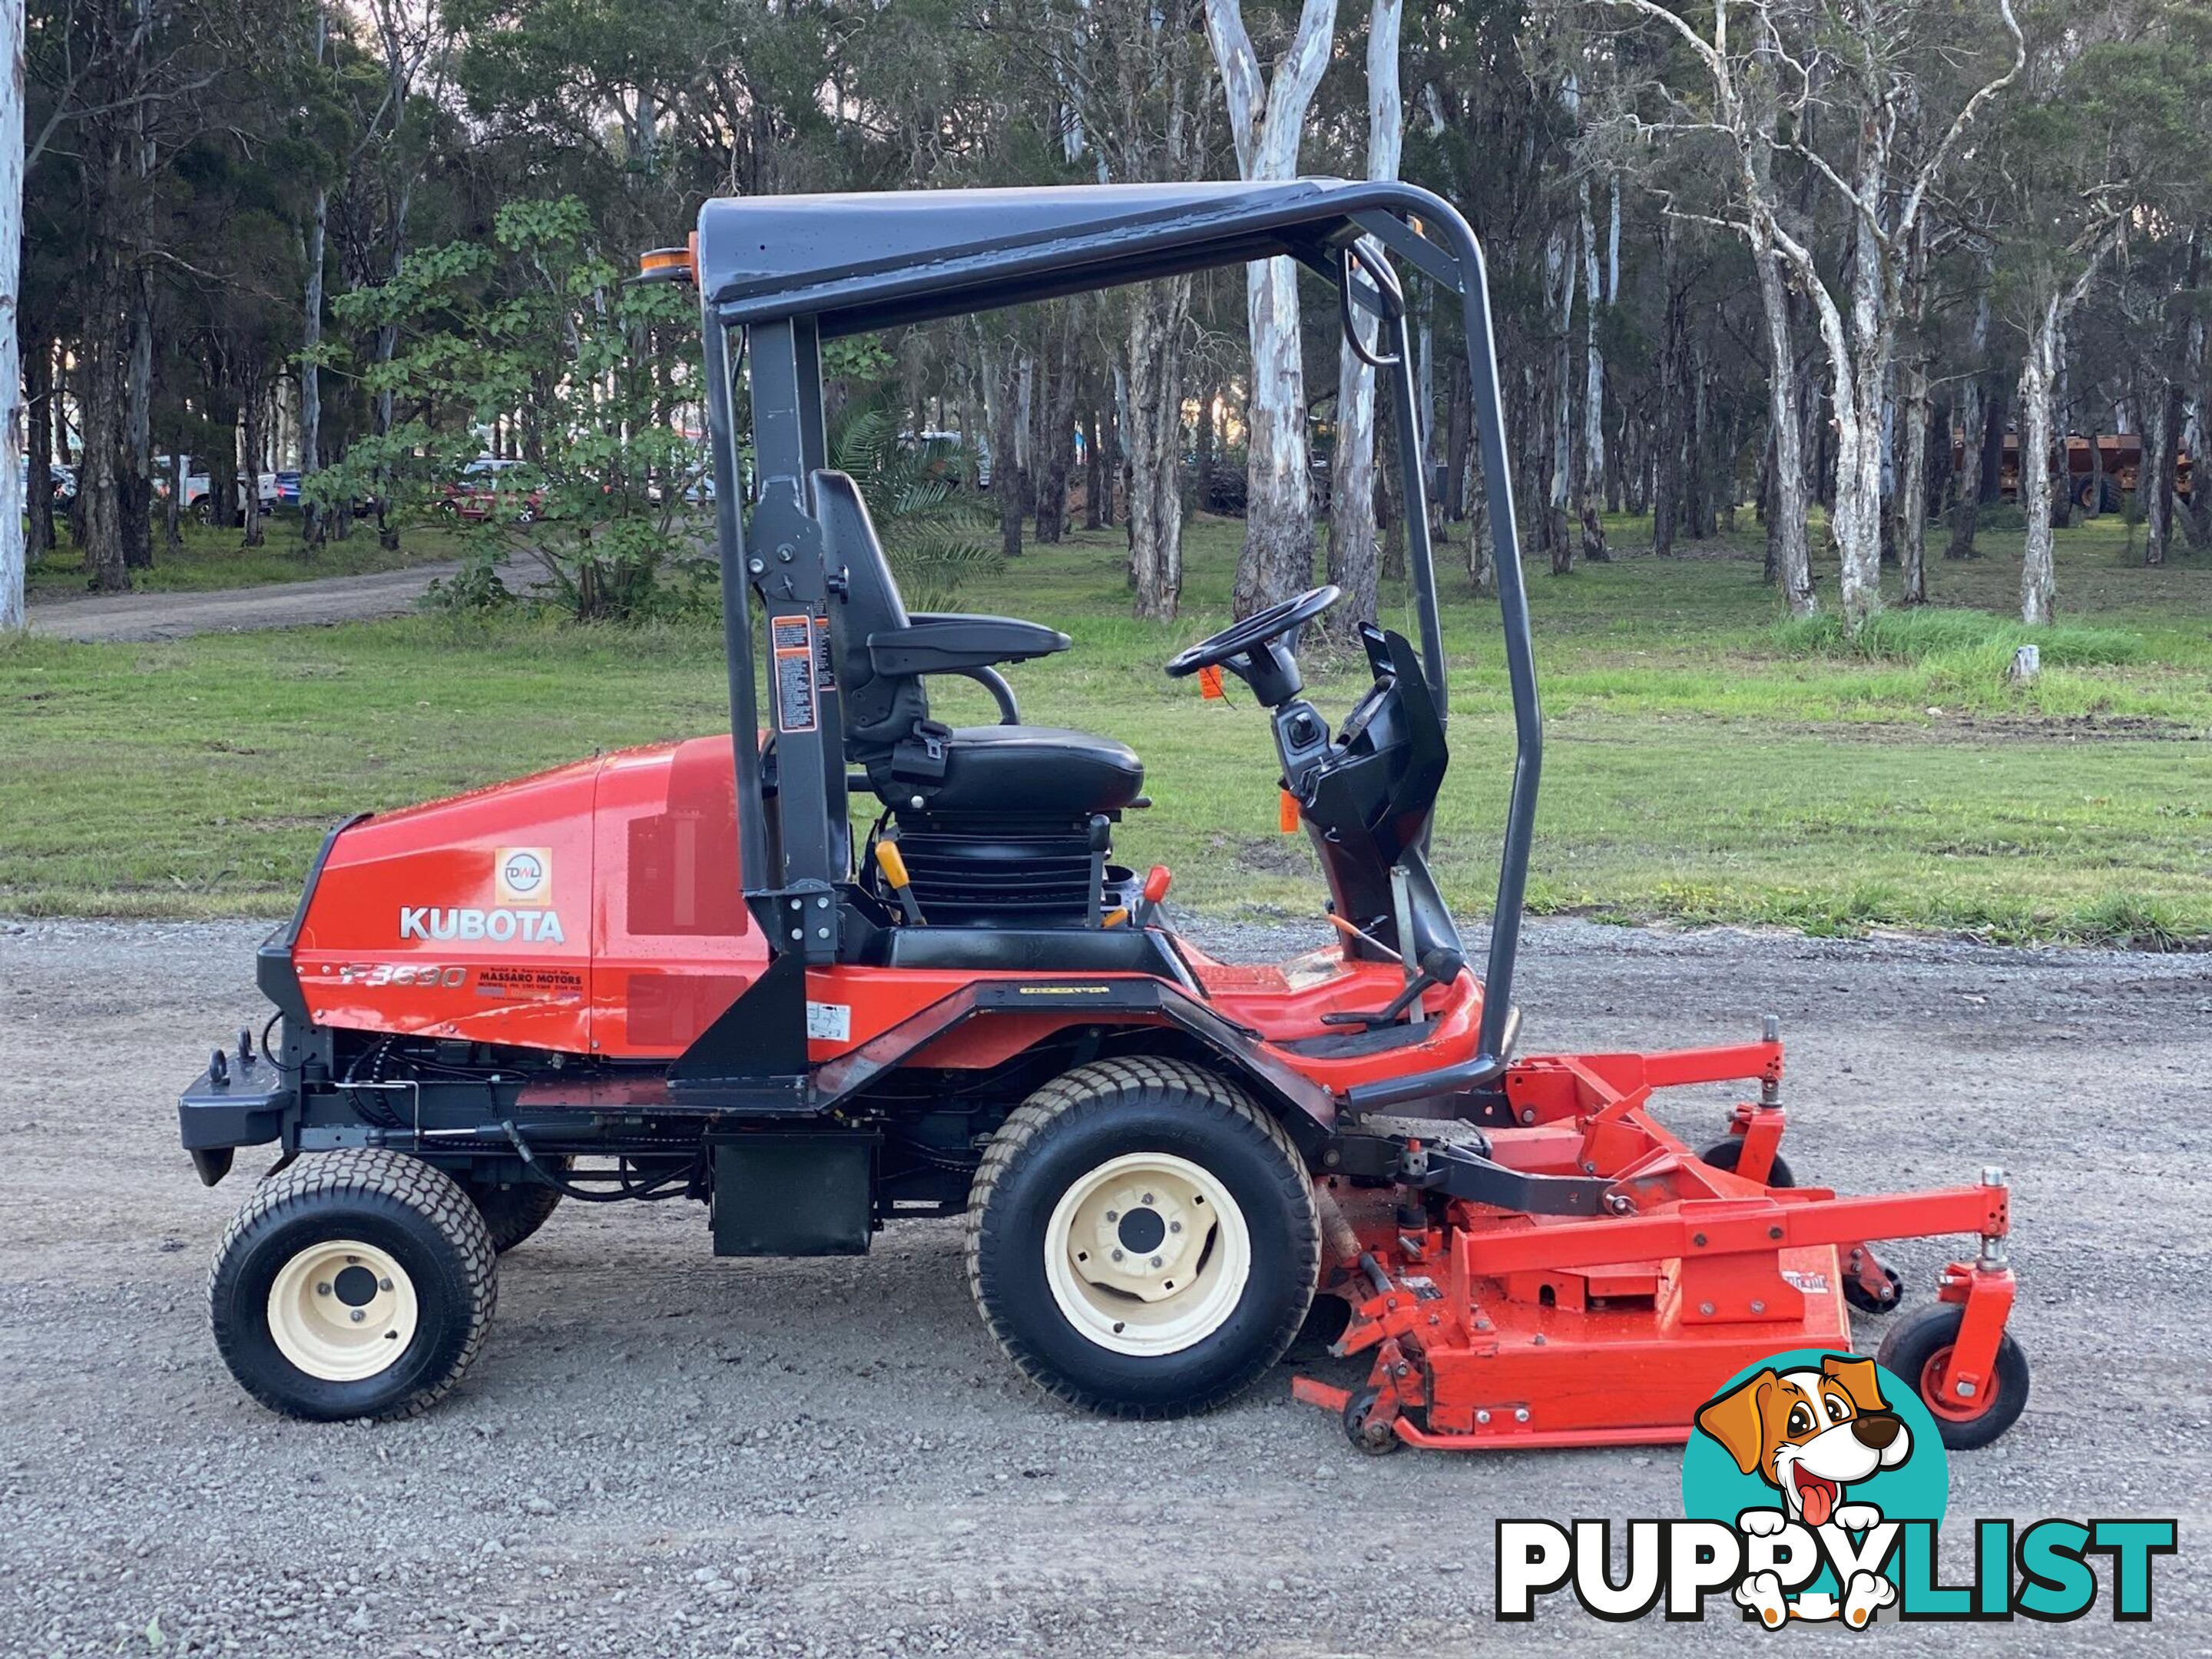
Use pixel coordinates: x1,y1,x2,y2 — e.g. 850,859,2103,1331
12,0,2209,633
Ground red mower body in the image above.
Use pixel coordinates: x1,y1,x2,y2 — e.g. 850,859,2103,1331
292,735,1489,1098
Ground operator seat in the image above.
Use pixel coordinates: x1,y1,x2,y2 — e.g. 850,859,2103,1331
812,470,1144,819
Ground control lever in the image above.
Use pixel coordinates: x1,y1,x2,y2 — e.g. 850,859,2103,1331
1107,866,1173,929
1321,946,1465,1031
874,841,926,926
1084,814,1113,928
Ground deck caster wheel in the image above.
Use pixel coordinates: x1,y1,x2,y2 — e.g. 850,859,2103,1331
1843,1263,1904,1315
1699,1138,1796,1189
210,1150,497,1421
457,1161,566,1253
1343,1386,1401,1455
1876,1303,2029,1451
965,1058,1320,1419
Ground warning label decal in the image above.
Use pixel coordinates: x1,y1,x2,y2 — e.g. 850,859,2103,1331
771,614,819,733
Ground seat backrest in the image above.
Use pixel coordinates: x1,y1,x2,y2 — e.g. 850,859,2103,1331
811,469,927,751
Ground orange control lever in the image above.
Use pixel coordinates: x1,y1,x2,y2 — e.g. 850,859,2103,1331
873,841,925,926
1127,864,1173,929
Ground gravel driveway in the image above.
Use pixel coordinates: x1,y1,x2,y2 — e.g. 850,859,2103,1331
2,917,2205,1656
26,565,466,642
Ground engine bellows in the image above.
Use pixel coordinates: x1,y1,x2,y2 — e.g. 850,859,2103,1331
886,814,1129,928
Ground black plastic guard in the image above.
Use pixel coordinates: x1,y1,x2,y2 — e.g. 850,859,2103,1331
670,950,812,1087
177,1059,294,1154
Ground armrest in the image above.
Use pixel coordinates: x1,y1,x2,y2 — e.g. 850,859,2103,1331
867,614,1069,676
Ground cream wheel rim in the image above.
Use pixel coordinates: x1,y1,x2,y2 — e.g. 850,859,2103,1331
1043,1152,1250,1356
267,1239,418,1382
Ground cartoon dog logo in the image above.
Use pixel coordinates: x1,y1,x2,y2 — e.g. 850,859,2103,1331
1695,1355,1912,1628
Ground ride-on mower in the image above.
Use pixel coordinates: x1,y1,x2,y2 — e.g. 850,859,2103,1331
180,180,2028,1452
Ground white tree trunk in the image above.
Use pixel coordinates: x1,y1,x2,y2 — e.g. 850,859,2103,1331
1128,278,1194,620
300,187,326,528
2018,253,2105,621
0,0,23,631
1832,174,1890,634
2018,303,2059,625
1896,349,1932,605
1547,224,1575,571
1753,240,1814,614
1325,0,1402,631
1205,0,1339,617
1578,178,1608,561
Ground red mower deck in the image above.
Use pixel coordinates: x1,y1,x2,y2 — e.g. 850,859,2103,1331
1294,1035,2018,1451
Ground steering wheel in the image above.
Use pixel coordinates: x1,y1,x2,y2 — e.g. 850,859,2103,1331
1165,584,1341,680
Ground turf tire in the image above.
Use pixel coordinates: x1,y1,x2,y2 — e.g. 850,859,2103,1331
458,1164,565,1253
210,1149,497,1421
965,1057,1320,1419
1876,1302,2030,1451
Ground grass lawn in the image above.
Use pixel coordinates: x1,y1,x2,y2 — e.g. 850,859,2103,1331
25,515,470,598
3,509,2207,944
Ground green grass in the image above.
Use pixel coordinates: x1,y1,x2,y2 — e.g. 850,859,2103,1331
4,508,2208,945
26,517,469,597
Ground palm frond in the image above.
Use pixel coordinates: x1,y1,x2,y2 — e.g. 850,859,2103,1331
829,390,1000,605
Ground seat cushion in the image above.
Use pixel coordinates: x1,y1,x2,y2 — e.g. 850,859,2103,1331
876,725,1144,817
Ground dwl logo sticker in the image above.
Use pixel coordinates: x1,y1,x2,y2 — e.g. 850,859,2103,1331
495,846,552,907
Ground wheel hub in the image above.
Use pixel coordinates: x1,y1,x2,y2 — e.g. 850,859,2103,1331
267,1239,418,1382
1043,1152,1253,1356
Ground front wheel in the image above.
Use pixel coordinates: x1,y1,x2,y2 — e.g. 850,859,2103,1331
1700,1137,1796,1189
209,1150,497,1421
1876,1303,2030,1450
965,1058,1320,1419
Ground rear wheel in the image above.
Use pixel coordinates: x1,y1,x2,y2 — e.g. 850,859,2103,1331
210,1150,497,1421
457,1163,565,1253
1876,1303,2030,1450
965,1058,1320,1419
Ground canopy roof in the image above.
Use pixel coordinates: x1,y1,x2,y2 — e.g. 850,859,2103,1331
694,177,1465,337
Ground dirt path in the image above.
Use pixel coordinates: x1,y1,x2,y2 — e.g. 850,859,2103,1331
1,917,2205,1656
27,563,465,642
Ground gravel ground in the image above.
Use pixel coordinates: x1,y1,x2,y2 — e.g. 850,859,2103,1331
26,565,467,642
2,916,2207,1657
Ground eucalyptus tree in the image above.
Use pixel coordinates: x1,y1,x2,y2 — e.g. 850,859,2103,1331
1322,0,1405,636
1204,0,1339,618
1592,0,2024,631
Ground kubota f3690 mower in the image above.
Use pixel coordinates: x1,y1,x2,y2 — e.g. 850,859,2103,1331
180,180,2028,1452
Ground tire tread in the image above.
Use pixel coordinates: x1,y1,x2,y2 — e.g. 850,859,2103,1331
210,1149,497,1419
963,1056,1320,1419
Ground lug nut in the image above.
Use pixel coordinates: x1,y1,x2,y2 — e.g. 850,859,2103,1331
1141,1193,1154,1206
1168,1221,1182,1234
378,1277,393,1292
1104,1210,1118,1223
316,1283,332,1297
1150,1256,1163,1268
1111,1249,1124,1262
349,1310,366,1323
